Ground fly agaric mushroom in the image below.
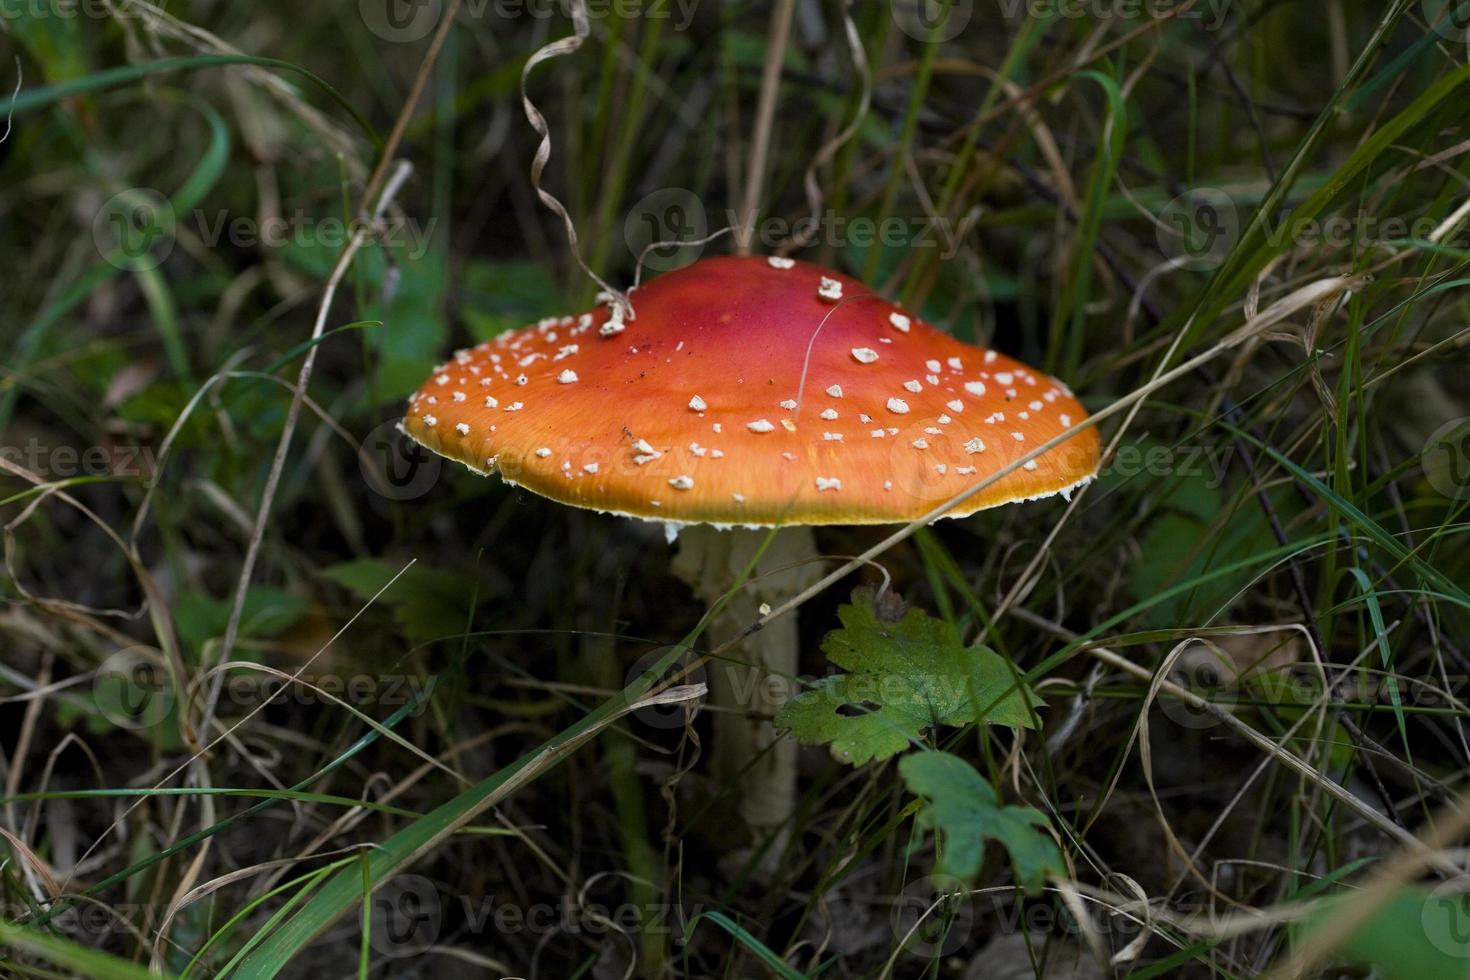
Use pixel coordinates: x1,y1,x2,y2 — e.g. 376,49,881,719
400,255,1101,861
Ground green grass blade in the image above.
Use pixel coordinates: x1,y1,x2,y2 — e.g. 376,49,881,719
8,54,380,145
684,910,809,980
0,921,173,980
1344,566,1408,748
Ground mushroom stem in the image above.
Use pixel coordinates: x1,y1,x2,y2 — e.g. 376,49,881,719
674,524,821,868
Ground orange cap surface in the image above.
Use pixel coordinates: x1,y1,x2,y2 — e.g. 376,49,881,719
401,256,1101,526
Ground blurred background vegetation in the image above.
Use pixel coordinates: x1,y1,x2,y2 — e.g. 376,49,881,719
2,0,1470,976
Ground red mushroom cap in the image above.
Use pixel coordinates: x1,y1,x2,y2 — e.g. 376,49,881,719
400,256,1101,526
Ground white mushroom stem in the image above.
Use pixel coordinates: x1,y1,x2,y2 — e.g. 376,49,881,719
673,525,821,869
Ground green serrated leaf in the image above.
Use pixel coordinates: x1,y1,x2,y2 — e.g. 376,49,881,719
776,595,1039,765
899,751,1064,893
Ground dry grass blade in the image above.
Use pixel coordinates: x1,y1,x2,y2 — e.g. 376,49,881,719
1011,608,1439,865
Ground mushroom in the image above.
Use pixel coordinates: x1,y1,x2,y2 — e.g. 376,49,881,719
400,256,1101,865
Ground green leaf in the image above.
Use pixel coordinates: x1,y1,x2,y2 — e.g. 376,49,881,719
275,219,448,400
175,586,307,655
898,751,1064,892
459,259,563,341
364,251,447,400
1119,438,1279,629
776,593,1039,766
1297,887,1470,980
